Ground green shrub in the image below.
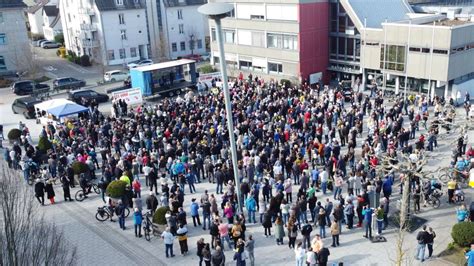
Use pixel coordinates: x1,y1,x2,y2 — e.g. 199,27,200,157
106,180,127,198
199,64,215,74
37,136,52,153
452,222,474,247
7,129,22,141
71,161,88,175
153,206,170,225
80,55,91,66
280,79,291,88
54,33,64,45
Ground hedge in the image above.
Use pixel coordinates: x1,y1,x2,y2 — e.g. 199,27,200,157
106,180,127,199
7,129,22,141
71,161,89,175
37,136,52,153
451,222,474,247
153,206,170,225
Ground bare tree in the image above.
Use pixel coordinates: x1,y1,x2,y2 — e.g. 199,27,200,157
187,26,198,55
0,165,77,265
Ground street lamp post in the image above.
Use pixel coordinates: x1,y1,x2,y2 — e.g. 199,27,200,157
198,3,243,213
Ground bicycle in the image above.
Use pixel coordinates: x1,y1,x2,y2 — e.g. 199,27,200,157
143,211,160,241
438,167,468,185
426,189,442,209
75,183,100,202
95,205,130,222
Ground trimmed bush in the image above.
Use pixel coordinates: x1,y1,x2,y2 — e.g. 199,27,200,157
71,161,89,175
54,33,64,45
80,55,91,67
37,136,52,153
106,180,127,199
451,222,474,247
153,206,170,225
199,64,215,74
7,129,22,141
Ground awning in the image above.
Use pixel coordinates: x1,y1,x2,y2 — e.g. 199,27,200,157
47,103,89,118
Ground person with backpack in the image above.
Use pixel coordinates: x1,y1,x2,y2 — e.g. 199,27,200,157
301,220,313,249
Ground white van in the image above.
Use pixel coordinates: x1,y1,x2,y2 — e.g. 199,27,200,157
104,70,128,82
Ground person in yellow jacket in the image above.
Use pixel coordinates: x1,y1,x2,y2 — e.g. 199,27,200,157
447,179,457,204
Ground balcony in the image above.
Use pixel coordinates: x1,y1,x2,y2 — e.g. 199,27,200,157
78,8,95,15
81,39,99,48
80,23,97,31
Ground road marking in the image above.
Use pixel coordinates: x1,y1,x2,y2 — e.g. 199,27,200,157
65,63,93,74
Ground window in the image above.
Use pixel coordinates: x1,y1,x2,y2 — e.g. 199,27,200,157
421,48,430,53
171,43,177,52
120,30,127,40
68,14,71,22
0,55,5,70
380,45,406,72
211,28,216,41
197,39,203,49
119,13,125,24
116,0,123,5
130,47,137,57
251,31,265,47
224,30,235,44
330,37,337,54
409,47,420,52
338,16,346,33
119,48,126,59
267,33,297,50
107,50,115,60
179,24,184,34
250,15,264,20
347,38,354,57
338,37,345,55
268,62,283,73
177,9,183,20
433,49,448,54
0,33,6,45
0,12,3,24
180,41,185,51
239,60,252,70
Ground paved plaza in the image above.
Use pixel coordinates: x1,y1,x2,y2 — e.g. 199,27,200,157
1,81,472,266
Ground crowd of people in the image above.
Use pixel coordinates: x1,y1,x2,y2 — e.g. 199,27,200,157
1,73,473,265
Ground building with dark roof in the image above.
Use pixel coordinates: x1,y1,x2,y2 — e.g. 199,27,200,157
59,0,149,66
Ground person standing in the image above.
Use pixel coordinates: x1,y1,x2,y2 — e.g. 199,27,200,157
457,205,469,223
231,221,243,249
245,195,257,224
201,199,212,230
45,179,55,204
274,216,285,245
465,244,474,266
161,227,176,258
145,191,158,215
294,242,306,266
288,218,298,249
117,200,126,230
197,238,206,266
218,220,233,251
416,225,428,262
34,179,45,205
362,206,373,238
317,209,326,238
330,219,340,247
176,224,189,255
262,211,272,237
375,206,384,235
447,179,457,204
317,246,331,266
211,246,225,266
344,200,354,229
133,208,143,237
61,174,73,202
245,235,255,266
426,227,436,258
301,220,313,248
190,198,201,227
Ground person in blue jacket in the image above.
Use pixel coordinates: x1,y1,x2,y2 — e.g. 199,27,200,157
362,206,373,238
133,207,143,237
245,195,257,224
190,198,201,227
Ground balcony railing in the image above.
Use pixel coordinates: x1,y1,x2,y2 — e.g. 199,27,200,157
78,8,95,15
80,23,97,31
81,39,99,48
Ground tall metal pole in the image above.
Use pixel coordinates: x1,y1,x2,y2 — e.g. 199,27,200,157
382,18,388,96
361,17,367,93
214,18,242,213
428,21,436,102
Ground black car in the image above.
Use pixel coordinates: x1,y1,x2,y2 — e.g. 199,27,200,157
53,77,86,91
11,80,50,95
68,89,109,104
11,97,42,119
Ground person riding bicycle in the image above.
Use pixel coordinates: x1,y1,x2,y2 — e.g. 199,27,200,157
79,173,92,198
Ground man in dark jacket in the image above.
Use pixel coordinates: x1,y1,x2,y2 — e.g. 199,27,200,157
416,225,429,262
146,191,159,214
301,220,313,248
318,247,330,266
211,246,225,266
61,174,73,201
148,168,158,195
34,179,45,205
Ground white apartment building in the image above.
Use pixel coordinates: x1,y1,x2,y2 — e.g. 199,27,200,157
146,0,209,61
59,0,149,66
42,5,62,41
0,0,32,75
26,0,60,38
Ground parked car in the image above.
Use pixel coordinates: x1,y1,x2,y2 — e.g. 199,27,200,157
11,97,42,119
11,80,50,95
201,53,211,61
104,70,129,82
68,89,109,104
53,77,86,91
34,39,47,47
183,54,202,62
127,59,153,69
41,41,61,49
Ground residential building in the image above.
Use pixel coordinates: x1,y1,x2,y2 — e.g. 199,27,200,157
59,0,149,66
26,0,50,36
145,0,209,61
207,0,329,83
334,0,474,99
42,5,62,41
0,0,31,75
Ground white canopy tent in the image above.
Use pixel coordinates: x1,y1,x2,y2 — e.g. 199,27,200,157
34,99,75,113
34,99,88,125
